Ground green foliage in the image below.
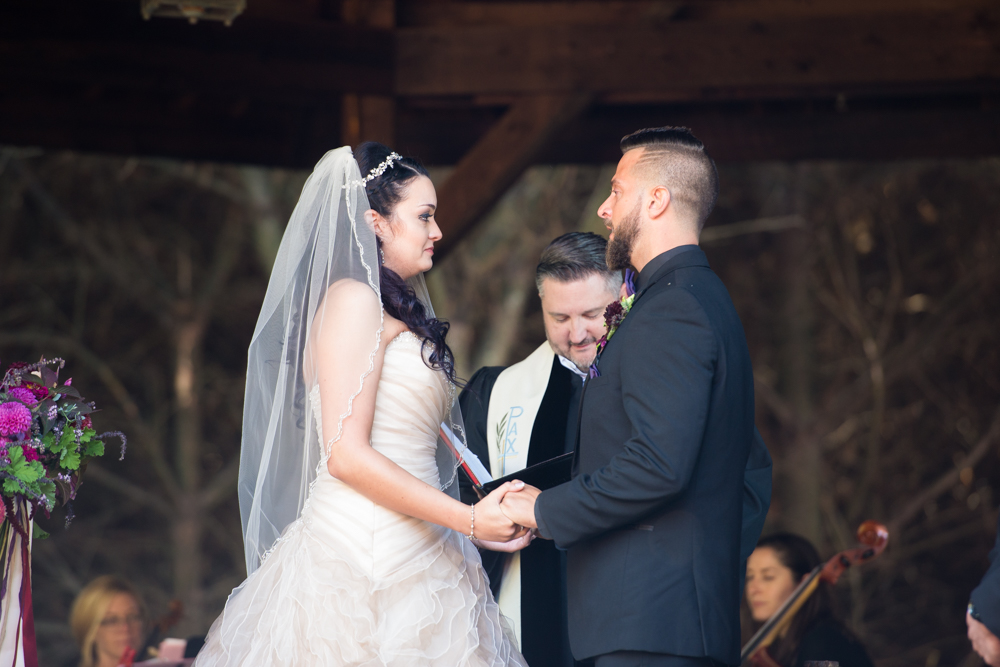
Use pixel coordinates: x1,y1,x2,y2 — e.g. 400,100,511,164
2,445,46,497
81,429,103,458
1,359,121,514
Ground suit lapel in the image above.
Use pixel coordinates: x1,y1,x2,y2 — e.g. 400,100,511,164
576,247,713,468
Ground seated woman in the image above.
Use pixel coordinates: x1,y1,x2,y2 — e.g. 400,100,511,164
745,533,875,667
69,575,146,667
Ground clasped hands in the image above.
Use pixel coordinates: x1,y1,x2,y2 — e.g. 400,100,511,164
470,480,543,553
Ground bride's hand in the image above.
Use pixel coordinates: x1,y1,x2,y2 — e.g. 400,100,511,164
472,481,531,542
472,530,536,553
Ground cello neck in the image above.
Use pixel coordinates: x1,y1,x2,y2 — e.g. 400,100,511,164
741,566,822,662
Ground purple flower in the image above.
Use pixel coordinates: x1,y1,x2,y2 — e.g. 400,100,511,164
0,401,32,437
23,382,49,401
7,386,38,407
47,405,58,420
604,301,625,329
21,444,40,463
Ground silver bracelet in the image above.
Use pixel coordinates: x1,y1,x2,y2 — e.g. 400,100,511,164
467,503,476,540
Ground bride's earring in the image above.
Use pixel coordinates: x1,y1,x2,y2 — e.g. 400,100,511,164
379,245,385,264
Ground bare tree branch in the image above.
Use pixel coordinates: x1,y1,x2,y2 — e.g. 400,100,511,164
6,155,176,323
85,463,173,516
701,214,805,244
889,519,992,562
197,209,245,312
199,456,240,510
888,405,1000,535
754,376,798,428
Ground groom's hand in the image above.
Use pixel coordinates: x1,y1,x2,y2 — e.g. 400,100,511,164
474,481,531,542
499,484,542,530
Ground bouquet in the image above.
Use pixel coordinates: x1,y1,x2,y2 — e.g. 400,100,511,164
0,357,125,534
0,357,125,665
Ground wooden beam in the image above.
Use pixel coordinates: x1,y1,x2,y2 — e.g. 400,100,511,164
434,94,590,257
340,0,396,147
398,0,993,27
3,83,998,168
4,86,998,168
0,3,393,98
536,96,1000,163
0,82,344,167
396,11,1000,98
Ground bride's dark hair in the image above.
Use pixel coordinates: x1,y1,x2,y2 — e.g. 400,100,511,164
356,141,460,385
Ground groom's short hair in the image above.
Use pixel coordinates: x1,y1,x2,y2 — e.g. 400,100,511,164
620,126,719,232
536,232,622,296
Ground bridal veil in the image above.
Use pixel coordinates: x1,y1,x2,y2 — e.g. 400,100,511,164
239,147,466,577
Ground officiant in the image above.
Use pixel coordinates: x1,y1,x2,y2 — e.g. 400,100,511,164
459,232,773,667
460,231,616,667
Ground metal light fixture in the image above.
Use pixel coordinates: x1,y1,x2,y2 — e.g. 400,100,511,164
141,0,246,26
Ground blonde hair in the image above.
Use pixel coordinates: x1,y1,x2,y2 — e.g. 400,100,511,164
69,576,145,667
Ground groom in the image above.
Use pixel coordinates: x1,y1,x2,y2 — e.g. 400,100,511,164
502,127,756,667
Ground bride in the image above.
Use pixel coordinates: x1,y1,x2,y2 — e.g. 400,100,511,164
194,143,530,666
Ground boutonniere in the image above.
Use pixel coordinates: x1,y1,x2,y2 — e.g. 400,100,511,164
590,269,638,379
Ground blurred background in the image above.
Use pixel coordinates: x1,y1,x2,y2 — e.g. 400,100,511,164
2,0,999,665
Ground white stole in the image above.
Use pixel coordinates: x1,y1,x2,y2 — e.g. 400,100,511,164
485,341,554,649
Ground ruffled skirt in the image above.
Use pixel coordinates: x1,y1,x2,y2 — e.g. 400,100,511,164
194,485,525,666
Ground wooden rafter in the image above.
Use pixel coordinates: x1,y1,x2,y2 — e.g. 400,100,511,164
399,0,993,27
0,0,998,169
340,0,396,148
434,94,591,257
397,10,1000,98
1,4,393,99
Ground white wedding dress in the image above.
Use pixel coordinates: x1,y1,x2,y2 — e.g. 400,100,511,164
195,332,526,666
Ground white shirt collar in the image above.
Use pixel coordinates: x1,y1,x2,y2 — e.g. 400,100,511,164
557,354,589,383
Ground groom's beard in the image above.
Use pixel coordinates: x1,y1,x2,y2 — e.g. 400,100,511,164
606,200,641,271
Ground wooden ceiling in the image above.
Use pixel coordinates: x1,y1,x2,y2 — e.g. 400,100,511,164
3,0,999,251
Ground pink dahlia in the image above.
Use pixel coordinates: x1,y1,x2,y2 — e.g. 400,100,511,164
0,402,32,437
7,386,38,407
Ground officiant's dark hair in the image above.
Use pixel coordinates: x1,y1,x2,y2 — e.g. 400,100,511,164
620,126,719,232
536,232,622,295
357,141,460,386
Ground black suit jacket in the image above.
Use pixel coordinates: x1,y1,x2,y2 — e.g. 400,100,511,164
971,510,1000,636
535,247,756,664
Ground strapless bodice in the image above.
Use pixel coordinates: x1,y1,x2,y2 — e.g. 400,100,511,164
302,330,454,577
309,330,451,486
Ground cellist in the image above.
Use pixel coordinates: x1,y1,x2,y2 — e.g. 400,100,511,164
745,534,874,667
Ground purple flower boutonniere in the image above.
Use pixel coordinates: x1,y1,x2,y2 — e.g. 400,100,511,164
589,269,638,379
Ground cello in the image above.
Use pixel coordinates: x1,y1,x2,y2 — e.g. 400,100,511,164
741,521,889,667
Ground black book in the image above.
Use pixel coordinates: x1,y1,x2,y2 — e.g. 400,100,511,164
475,452,574,498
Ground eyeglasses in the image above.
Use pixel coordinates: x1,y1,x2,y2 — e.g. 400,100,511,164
99,613,144,629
